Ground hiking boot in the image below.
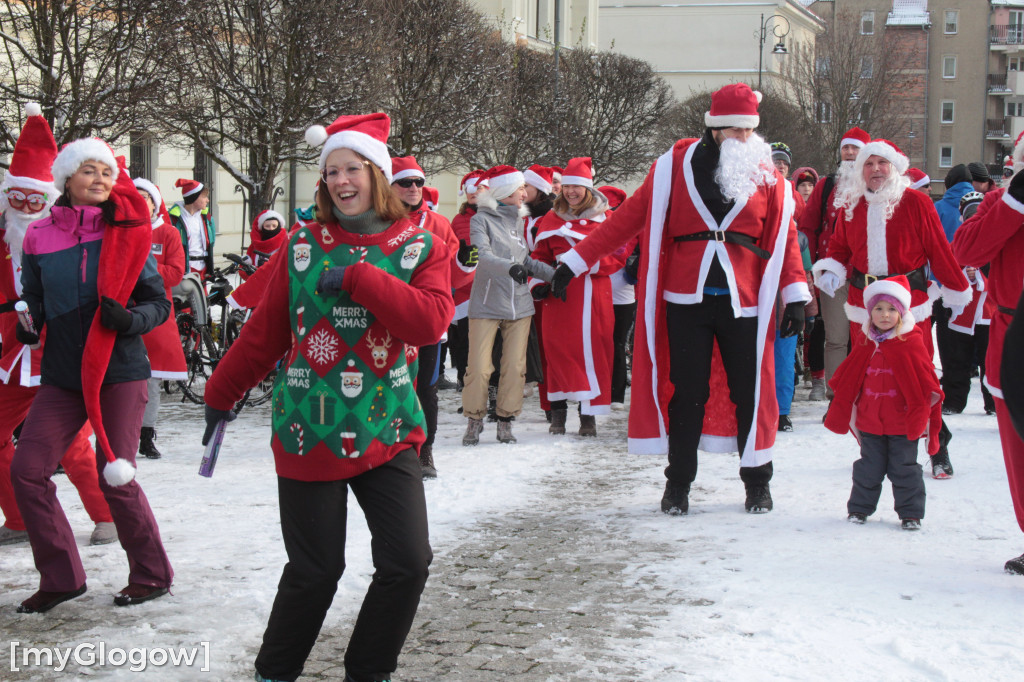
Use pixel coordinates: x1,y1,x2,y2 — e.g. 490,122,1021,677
418,444,437,479
0,525,29,545
778,415,793,432
138,426,162,459
89,522,118,546
661,482,690,515
930,449,954,479
114,583,169,606
496,419,517,443
549,409,567,435
1005,553,1024,575
847,512,867,524
579,414,597,437
809,378,826,401
745,484,773,513
900,518,921,531
17,584,87,613
462,418,484,446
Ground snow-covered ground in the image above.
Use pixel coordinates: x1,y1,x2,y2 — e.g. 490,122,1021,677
2,372,1022,680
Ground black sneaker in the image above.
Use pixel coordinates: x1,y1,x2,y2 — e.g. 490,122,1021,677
745,484,773,513
778,415,793,432
435,375,457,391
660,482,689,515
930,449,954,479
901,518,921,531
847,512,867,524
1005,553,1024,575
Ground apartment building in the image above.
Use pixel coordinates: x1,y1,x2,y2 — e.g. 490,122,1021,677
987,1,1024,174
473,0,600,49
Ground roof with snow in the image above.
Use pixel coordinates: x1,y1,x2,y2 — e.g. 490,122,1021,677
887,0,930,27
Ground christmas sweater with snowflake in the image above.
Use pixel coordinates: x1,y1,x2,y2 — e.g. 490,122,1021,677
205,217,454,481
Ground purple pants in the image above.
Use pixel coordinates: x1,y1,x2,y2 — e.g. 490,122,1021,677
11,381,173,592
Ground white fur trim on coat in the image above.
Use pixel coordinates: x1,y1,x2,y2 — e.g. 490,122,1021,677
812,257,848,285
864,201,889,275
1002,189,1024,214
940,284,973,308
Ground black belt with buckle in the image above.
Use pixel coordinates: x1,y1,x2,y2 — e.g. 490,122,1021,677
674,231,771,260
849,266,929,292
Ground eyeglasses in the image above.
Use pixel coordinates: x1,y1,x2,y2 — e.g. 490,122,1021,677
394,177,425,188
321,162,369,183
3,188,48,213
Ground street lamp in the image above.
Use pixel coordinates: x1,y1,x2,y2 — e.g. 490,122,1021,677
758,13,792,91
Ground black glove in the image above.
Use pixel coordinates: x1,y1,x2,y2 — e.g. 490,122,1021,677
551,263,575,302
532,283,551,300
1011,169,1024,204
202,404,237,446
509,263,528,285
804,315,816,337
457,240,478,267
316,266,347,296
779,301,806,338
100,296,133,333
15,325,39,346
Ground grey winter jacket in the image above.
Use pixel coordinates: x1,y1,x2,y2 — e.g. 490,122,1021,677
469,196,555,320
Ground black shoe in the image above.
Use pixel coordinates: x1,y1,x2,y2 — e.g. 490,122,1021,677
661,482,689,515
930,449,954,479
418,444,437,479
113,583,169,606
1005,553,1024,575
941,406,960,416
139,426,162,459
847,512,867,524
778,415,793,432
745,484,773,513
435,375,457,391
17,584,87,613
900,518,921,531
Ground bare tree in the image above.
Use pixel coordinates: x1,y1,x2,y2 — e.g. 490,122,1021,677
152,0,386,215
0,0,164,165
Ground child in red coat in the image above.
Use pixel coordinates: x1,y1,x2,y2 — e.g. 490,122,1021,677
824,276,944,530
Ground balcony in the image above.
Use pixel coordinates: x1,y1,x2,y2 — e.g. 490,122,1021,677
990,73,1013,94
991,24,1024,47
988,117,1012,140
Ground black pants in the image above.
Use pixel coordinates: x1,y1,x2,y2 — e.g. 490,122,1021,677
807,309,825,373
612,302,636,403
255,451,431,682
447,319,469,385
848,432,925,519
416,343,439,448
665,299,771,487
934,302,974,413
976,324,995,412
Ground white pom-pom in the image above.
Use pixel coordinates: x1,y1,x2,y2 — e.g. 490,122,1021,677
305,125,328,148
754,91,763,104
103,458,137,487
25,102,41,117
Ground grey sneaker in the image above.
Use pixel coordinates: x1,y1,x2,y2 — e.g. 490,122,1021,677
0,525,29,545
496,420,517,443
462,418,484,446
90,522,118,546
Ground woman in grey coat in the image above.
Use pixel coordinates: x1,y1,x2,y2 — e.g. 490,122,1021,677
462,166,555,445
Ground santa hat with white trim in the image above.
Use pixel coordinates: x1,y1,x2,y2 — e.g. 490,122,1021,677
423,186,438,210
132,177,163,216
175,178,204,201
1,103,59,200
561,157,594,188
551,165,564,182
905,168,931,190
523,164,554,195
305,112,393,181
391,155,425,183
256,209,286,231
840,126,871,150
52,137,119,192
863,274,916,333
459,169,486,197
483,165,525,200
704,83,761,129
857,138,909,175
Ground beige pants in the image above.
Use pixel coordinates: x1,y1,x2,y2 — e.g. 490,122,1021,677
463,317,532,420
820,282,850,398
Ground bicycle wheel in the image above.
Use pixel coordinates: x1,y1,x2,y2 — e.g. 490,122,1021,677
177,312,219,404
247,367,278,406
223,308,247,350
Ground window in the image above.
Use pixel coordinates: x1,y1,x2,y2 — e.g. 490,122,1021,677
1011,57,1022,71
1012,10,1024,44
943,55,957,79
1008,101,1024,117
941,101,955,124
860,56,874,79
940,145,954,168
861,11,874,35
128,132,153,181
944,10,958,34
816,102,833,123
815,57,831,77
193,144,214,202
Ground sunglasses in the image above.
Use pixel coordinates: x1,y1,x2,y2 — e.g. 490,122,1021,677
394,177,425,188
4,188,48,213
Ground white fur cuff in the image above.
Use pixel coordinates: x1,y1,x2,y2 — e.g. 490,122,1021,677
812,257,847,283
560,249,589,276
941,285,974,308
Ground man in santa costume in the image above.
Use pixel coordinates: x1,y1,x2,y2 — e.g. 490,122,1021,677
952,130,1024,574
169,177,216,278
552,83,810,515
813,139,971,479
0,104,116,547
798,126,870,401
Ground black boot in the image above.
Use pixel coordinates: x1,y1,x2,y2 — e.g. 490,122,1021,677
139,426,162,459
549,409,567,435
744,483,773,513
418,444,437,479
661,481,690,515
578,414,597,437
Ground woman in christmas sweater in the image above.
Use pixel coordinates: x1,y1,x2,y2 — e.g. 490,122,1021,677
203,113,453,682
825,276,943,530
531,157,623,436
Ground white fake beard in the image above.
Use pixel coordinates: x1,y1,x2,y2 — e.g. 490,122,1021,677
863,173,907,220
715,133,777,203
2,208,42,259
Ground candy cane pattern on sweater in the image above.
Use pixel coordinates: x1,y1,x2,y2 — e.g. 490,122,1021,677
290,423,303,455
349,246,368,263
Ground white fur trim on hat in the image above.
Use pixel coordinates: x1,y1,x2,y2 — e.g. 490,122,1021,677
392,168,425,182
523,169,552,195
258,210,286,230
51,138,119,191
132,178,163,209
863,278,912,312
840,137,867,149
859,140,909,175
0,173,58,197
909,174,931,190
487,170,525,193
560,175,593,189
704,113,760,129
318,130,393,182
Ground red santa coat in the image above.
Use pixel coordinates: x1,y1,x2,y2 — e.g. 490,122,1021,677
563,139,808,463
815,188,971,327
410,208,473,297
142,207,188,379
532,202,623,414
797,174,841,261
242,223,289,281
948,269,994,335
0,236,44,386
825,324,943,455
952,187,1024,399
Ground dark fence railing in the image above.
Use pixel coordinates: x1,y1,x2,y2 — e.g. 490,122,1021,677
991,25,1024,45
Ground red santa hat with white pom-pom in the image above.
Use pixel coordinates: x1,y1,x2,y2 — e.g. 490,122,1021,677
705,83,762,129
1,103,59,201
305,113,393,181
561,157,594,189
